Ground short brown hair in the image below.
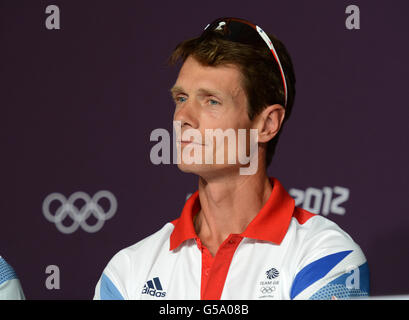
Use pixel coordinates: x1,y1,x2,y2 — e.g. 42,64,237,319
168,26,296,167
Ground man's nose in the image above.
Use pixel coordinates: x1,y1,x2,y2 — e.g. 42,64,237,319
174,98,199,129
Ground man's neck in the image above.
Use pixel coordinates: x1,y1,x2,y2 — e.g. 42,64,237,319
193,170,273,256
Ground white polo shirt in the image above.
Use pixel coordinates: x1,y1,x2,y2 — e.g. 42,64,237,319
93,177,369,300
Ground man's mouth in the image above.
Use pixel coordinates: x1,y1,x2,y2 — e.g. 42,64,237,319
177,140,205,146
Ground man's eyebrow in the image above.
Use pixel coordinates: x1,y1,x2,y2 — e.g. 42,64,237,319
169,86,227,99
169,86,184,96
196,88,225,98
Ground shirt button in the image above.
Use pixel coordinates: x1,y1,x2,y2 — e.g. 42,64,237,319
228,239,235,244
205,269,209,276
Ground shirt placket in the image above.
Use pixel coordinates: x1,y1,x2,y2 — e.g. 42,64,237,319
196,234,243,300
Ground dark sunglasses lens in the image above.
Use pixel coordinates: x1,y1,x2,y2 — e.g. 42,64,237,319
204,19,264,47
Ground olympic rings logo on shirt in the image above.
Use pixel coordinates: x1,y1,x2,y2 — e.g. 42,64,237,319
260,286,275,294
42,191,117,234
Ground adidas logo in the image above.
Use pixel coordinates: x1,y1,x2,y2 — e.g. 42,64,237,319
141,277,166,298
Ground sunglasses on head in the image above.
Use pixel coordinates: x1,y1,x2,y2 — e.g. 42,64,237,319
200,17,288,107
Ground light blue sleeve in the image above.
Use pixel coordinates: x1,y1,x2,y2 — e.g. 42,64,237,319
0,256,25,300
93,273,125,300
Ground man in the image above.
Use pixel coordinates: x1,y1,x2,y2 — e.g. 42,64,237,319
94,17,369,300
0,256,25,300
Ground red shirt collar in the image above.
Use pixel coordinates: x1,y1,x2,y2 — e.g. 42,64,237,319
169,177,295,251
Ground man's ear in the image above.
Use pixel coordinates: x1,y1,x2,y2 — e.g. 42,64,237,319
254,104,286,143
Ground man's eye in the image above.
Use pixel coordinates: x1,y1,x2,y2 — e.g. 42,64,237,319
208,99,220,106
175,96,187,103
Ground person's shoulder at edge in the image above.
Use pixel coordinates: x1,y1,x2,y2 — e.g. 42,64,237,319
93,221,175,300
0,256,26,300
289,207,370,300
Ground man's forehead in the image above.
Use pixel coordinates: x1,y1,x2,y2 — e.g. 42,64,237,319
178,56,241,78
171,58,245,98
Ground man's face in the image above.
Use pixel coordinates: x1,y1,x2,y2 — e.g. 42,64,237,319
171,55,257,177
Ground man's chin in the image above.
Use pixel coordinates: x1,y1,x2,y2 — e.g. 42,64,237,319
176,162,240,177
176,162,207,174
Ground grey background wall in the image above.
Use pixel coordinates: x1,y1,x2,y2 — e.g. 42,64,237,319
1,0,408,299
